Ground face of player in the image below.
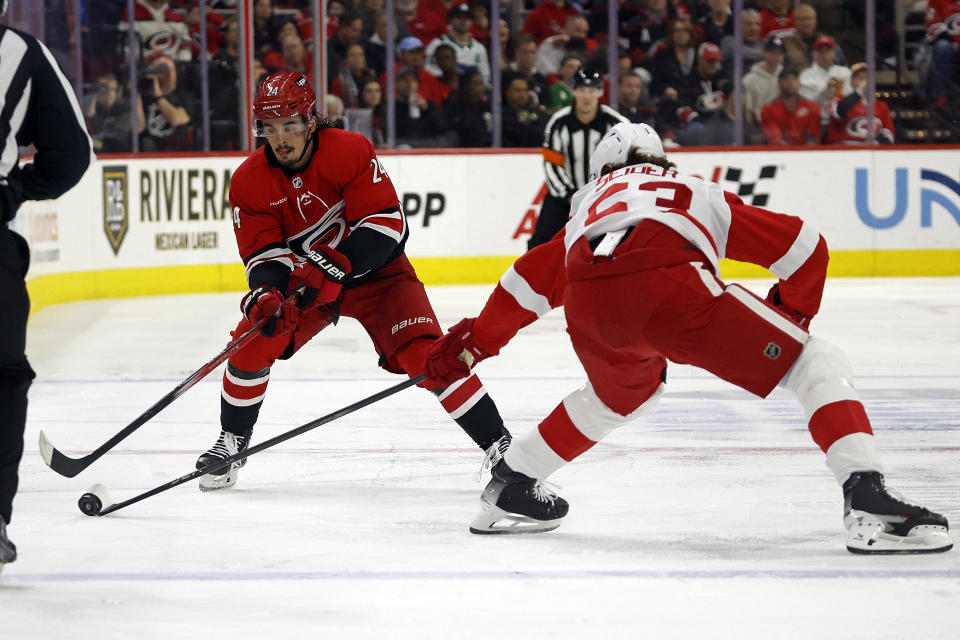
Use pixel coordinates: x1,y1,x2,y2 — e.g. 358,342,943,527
261,116,315,169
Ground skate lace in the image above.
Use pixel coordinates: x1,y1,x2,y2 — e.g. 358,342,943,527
531,480,562,505
475,435,511,482
209,433,244,459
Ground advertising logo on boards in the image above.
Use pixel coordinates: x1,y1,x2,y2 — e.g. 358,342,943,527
102,165,129,255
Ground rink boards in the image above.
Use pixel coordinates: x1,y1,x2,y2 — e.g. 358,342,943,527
14,146,960,313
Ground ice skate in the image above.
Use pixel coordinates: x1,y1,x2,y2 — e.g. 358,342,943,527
470,459,568,534
197,429,251,492
0,517,16,572
843,471,952,554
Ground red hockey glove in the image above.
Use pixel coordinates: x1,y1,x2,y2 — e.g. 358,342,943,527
423,318,492,388
765,283,811,329
242,286,299,337
290,246,351,308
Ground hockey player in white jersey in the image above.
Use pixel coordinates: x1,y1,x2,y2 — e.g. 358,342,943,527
423,123,952,554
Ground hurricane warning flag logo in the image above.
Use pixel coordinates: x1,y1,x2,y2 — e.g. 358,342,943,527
102,165,129,255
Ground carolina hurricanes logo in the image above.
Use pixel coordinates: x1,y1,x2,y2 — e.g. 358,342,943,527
144,31,179,54
846,115,883,139
947,13,960,35
287,201,348,255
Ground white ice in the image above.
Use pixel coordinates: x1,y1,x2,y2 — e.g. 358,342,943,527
3,278,959,639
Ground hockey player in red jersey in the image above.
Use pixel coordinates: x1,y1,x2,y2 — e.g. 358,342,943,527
197,71,510,490
423,122,952,554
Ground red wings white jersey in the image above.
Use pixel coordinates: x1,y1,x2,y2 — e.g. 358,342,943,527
229,128,405,286
470,162,828,356
567,164,732,275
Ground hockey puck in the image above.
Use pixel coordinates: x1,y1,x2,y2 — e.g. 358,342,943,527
78,483,113,516
78,492,102,516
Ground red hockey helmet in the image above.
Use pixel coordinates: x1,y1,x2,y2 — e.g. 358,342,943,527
252,71,317,136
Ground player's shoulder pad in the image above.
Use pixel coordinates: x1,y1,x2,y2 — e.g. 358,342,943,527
316,128,376,177
230,147,275,208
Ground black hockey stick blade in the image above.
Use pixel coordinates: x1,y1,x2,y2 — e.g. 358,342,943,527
38,297,297,478
84,375,424,517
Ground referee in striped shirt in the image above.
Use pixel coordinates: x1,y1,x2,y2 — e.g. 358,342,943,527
529,68,628,250
0,6,94,568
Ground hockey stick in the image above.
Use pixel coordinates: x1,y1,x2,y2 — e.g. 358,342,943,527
39,294,300,478
77,375,424,517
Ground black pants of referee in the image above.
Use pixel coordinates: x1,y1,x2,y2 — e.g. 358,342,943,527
0,226,34,526
527,193,571,251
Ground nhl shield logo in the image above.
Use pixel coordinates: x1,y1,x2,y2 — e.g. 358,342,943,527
102,165,129,255
292,177,303,188
764,341,782,360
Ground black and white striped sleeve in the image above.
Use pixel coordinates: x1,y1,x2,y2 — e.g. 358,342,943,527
0,26,94,203
541,108,576,199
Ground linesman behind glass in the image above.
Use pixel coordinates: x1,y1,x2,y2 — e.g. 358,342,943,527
0,3,94,570
529,68,628,250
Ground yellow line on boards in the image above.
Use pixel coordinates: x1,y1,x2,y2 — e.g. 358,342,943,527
25,250,960,316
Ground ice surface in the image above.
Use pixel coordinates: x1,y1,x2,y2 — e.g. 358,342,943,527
3,278,959,639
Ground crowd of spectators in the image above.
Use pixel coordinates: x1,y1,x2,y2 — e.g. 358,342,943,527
76,0,959,152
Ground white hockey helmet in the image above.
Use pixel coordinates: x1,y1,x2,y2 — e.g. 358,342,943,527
588,122,666,180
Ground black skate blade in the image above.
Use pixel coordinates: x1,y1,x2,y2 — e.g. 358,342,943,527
469,522,561,535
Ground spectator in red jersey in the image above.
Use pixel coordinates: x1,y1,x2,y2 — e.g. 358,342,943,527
523,0,582,43
396,0,446,44
783,3,846,72
121,0,194,62
760,0,795,39
381,37,451,108
760,67,820,145
332,43,378,108
922,0,960,107
186,3,226,57
695,0,733,45
536,14,596,75
720,8,764,75
826,63,896,145
261,18,301,72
